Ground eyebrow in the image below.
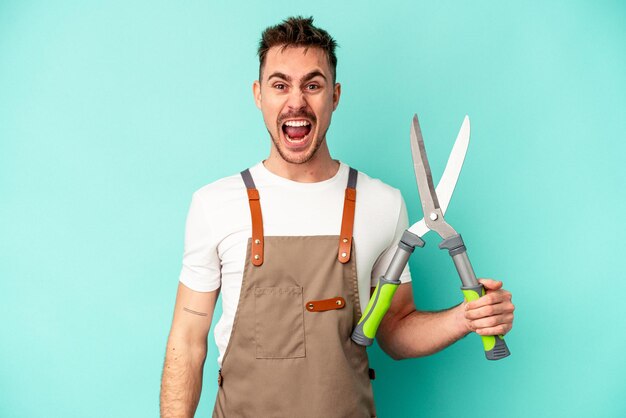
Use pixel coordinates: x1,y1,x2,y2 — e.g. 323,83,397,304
302,71,327,83
267,70,327,84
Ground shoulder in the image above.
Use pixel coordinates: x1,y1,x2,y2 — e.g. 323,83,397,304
355,168,403,206
352,167,405,236
185,170,251,234
192,170,246,204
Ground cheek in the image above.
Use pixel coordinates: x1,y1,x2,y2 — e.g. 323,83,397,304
262,98,284,118
262,111,277,131
262,110,283,136
318,102,334,123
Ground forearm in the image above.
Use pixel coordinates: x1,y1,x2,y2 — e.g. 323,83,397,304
378,303,470,360
160,336,207,418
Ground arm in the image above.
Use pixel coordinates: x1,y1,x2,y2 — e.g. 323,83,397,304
160,282,219,417
376,279,514,360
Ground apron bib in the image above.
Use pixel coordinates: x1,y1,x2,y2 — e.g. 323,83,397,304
213,167,376,418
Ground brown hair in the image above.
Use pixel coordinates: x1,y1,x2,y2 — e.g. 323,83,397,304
258,16,338,82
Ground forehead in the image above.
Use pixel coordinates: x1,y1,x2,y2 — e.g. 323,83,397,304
263,46,332,80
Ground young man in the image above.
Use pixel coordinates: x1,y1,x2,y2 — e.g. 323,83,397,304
160,17,514,417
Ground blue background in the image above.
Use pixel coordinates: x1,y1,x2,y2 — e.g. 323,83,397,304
1,1,624,417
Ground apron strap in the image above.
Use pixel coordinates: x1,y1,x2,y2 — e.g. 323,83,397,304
242,166,357,266
241,169,264,266
338,167,358,263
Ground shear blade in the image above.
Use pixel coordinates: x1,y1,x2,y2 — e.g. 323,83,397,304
410,114,440,210
407,115,470,238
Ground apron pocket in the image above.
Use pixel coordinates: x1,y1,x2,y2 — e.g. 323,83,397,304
254,286,306,359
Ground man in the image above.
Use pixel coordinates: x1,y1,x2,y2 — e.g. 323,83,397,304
160,16,514,417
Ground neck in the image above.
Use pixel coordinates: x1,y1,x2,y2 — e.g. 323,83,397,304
264,142,339,183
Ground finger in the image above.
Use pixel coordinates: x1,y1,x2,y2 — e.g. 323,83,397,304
465,301,513,320
478,278,502,290
465,290,512,310
475,321,513,336
469,312,514,331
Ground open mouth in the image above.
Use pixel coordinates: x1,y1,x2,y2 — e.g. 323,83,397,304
282,119,313,146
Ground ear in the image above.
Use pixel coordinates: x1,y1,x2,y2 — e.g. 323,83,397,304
253,80,262,110
332,82,341,111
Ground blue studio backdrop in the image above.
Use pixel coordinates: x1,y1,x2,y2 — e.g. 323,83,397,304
1,1,625,417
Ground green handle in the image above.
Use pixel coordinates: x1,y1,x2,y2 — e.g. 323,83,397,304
440,234,511,360
462,285,511,360
352,230,423,346
351,277,400,346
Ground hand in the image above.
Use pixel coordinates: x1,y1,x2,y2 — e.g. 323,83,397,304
463,279,514,336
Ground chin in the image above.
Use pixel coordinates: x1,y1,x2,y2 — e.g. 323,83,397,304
273,133,322,165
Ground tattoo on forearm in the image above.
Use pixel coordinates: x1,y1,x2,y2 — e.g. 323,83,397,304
183,307,208,317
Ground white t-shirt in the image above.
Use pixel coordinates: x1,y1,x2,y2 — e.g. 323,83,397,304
179,161,412,366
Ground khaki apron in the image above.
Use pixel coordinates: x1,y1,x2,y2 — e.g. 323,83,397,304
213,167,376,418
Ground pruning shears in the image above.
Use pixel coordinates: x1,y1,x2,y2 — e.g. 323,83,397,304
351,114,510,360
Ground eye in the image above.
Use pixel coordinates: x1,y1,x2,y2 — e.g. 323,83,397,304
273,83,287,90
306,83,320,91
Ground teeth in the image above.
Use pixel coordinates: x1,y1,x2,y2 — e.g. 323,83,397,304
285,135,306,143
284,120,311,127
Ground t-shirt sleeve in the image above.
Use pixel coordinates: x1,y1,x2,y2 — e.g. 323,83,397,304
370,193,412,287
178,192,221,292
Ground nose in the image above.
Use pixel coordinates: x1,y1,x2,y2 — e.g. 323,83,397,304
286,89,307,111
